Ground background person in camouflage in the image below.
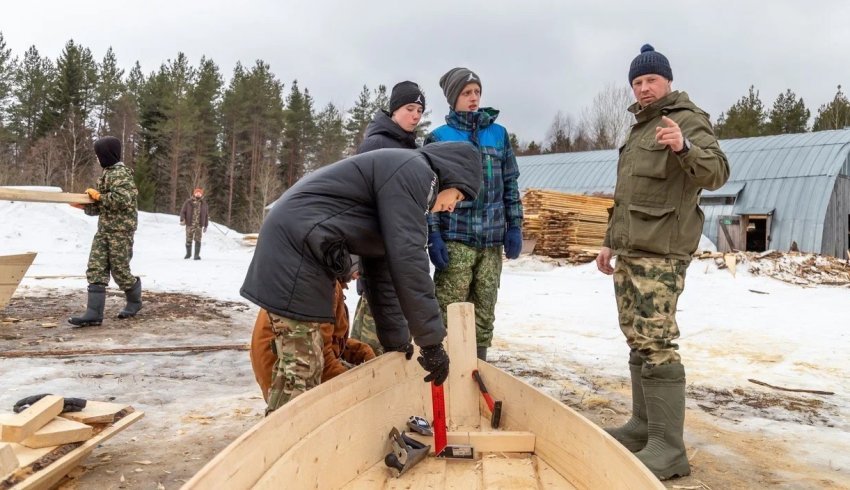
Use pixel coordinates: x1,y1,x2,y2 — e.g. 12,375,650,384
350,81,425,355
596,44,729,480
68,136,143,327
425,67,524,362
180,187,209,260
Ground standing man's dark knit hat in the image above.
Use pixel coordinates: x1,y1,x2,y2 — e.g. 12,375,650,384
94,136,122,168
439,67,481,108
628,44,673,84
389,81,426,114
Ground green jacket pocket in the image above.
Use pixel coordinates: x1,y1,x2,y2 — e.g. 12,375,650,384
628,204,676,255
632,140,668,179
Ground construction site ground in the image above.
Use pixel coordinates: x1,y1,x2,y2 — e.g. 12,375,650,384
0,289,845,490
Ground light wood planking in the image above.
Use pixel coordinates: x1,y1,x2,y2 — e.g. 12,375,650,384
59,401,129,424
20,417,92,449
445,303,480,430
536,456,577,489
444,459,480,490
482,455,538,489
385,458,445,490
0,395,63,443
0,252,36,310
0,442,19,479
0,188,93,204
407,431,535,454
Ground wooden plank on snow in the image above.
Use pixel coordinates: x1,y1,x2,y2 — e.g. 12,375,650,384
0,395,63,443
0,188,93,204
19,417,92,449
59,401,129,424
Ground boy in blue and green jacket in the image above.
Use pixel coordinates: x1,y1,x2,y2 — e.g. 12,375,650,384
425,67,524,361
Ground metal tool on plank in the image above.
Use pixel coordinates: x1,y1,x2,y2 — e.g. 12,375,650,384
472,369,503,428
384,427,430,477
431,382,474,459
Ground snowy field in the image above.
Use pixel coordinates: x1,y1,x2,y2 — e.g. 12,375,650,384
1,189,848,487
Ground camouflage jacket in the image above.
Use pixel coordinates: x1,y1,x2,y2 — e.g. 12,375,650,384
85,163,138,233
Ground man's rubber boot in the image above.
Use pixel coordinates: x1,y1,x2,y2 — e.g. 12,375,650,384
194,241,201,260
184,243,192,259
634,362,690,480
68,284,106,327
476,346,487,361
118,277,142,319
605,351,647,452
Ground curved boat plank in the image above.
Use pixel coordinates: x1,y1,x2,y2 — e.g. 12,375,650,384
0,252,37,310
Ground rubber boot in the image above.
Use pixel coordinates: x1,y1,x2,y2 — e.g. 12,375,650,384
184,243,192,259
634,362,690,480
68,284,106,327
605,351,648,452
118,277,142,319
194,241,201,260
476,346,487,361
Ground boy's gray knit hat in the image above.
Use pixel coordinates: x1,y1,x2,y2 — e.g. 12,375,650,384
439,67,482,107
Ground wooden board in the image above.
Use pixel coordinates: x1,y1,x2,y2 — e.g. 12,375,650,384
445,303,479,430
0,395,63,443
0,252,37,310
407,431,535,453
0,443,18,479
482,455,538,489
536,456,577,489
0,188,93,204
20,418,92,449
10,409,143,490
59,401,129,424
444,459,480,489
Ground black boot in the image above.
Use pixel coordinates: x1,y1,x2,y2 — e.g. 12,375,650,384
118,277,142,319
476,346,487,361
605,351,648,452
184,243,191,259
634,363,690,480
68,284,106,327
194,241,201,260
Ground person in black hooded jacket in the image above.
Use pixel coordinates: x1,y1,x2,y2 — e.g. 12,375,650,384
241,141,481,412
351,81,426,355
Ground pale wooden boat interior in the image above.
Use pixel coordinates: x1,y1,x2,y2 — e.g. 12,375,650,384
0,252,36,310
184,303,662,489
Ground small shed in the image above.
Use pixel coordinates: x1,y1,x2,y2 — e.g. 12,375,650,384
517,129,850,257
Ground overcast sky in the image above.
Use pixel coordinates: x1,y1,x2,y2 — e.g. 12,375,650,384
4,0,850,142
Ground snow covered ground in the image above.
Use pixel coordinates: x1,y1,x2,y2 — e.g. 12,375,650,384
1,189,848,486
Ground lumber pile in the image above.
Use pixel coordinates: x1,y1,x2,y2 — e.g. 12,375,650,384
696,250,850,285
242,233,258,247
0,396,143,488
521,190,613,263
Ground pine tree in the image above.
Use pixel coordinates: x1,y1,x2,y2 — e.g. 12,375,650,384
282,80,317,188
764,89,810,135
714,85,766,139
158,52,197,213
345,85,373,151
8,46,53,150
94,47,125,134
0,32,14,119
371,84,388,114
188,56,222,195
525,141,542,155
314,102,347,168
812,85,850,131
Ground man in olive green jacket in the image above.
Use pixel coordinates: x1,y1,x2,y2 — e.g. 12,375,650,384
596,44,729,481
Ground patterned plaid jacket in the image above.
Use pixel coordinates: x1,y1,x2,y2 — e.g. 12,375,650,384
425,108,523,247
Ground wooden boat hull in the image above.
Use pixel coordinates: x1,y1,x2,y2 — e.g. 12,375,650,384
0,253,36,310
184,304,662,489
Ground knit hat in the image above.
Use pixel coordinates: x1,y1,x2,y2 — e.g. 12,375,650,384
439,67,481,108
628,44,673,84
389,81,425,114
93,136,122,168
193,188,204,196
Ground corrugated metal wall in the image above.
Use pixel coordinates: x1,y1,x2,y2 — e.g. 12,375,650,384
823,176,850,258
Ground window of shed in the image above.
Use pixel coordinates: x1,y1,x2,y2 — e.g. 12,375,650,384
700,196,736,206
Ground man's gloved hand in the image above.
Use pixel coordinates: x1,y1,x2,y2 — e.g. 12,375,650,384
417,344,450,386
69,203,86,210
13,394,87,413
504,226,522,259
387,342,414,360
427,232,449,270
85,188,101,201
203,227,208,233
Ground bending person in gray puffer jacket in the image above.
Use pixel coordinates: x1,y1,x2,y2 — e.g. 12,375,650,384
240,142,481,406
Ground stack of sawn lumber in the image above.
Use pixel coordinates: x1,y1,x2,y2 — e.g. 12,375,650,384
522,190,613,263
0,395,142,488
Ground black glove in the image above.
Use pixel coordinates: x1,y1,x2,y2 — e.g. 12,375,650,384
417,344,450,386
13,394,87,413
387,343,414,360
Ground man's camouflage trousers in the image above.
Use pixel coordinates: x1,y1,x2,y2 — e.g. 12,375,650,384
613,256,688,366
350,296,383,355
185,225,202,244
266,312,323,414
434,241,502,348
86,230,136,290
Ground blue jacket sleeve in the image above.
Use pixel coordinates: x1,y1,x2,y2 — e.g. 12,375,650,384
502,129,523,230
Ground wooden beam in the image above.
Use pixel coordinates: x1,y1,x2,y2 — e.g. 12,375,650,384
482,456,538,489
59,401,130,424
0,443,19,479
0,252,36,310
407,430,535,453
0,343,249,358
445,302,480,430
0,395,63,443
19,417,92,449
0,188,93,204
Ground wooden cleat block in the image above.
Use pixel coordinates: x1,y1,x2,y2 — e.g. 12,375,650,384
0,395,63,443
20,417,93,449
